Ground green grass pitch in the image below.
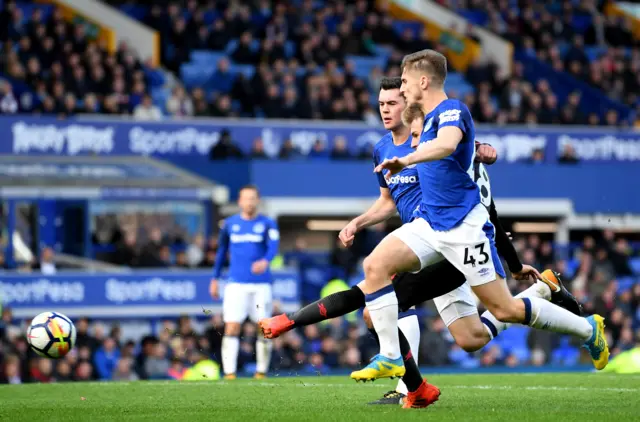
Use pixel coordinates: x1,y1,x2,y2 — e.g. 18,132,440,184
1,373,639,421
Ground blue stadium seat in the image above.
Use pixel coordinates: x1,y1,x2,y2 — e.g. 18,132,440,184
446,72,475,98
495,326,531,363
118,5,148,21
391,21,423,38
284,41,295,58
230,64,255,79
449,346,480,368
565,258,580,279
345,56,388,80
552,336,580,366
190,50,226,65
145,68,166,88
630,258,640,275
203,9,219,24
225,40,239,55
180,64,215,89
617,277,636,293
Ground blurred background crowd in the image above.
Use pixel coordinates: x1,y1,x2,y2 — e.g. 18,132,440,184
1,0,638,125
2,228,640,382
1,0,640,383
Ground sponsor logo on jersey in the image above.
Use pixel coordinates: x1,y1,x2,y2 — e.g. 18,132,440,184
386,174,418,185
438,109,461,124
230,233,263,243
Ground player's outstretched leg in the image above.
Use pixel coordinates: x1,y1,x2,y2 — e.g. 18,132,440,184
473,276,609,370
259,286,365,339
480,270,583,342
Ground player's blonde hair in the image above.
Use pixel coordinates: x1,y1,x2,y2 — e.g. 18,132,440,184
402,103,426,127
401,49,448,87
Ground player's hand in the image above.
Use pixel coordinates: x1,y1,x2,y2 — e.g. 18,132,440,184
339,221,358,247
512,265,542,282
251,259,269,275
209,279,220,299
374,156,409,177
476,144,497,164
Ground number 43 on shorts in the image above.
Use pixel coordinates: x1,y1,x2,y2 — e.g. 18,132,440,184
463,243,489,267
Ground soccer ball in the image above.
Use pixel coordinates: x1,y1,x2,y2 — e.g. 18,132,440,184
27,312,77,359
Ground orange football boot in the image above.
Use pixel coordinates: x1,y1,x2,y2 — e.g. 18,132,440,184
259,314,295,339
402,380,441,409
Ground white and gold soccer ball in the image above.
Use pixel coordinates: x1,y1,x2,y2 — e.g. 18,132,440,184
27,312,77,359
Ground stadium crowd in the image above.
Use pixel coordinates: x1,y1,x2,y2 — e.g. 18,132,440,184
2,229,640,383
0,0,636,125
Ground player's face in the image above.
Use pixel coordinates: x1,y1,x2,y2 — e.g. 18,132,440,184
238,188,259,215
400,68,425,103
378,88,405,130
409,117,423,148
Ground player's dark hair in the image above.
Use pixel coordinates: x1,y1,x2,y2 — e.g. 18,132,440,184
401,49,448,87
379,76,402,91
402,103,426,127
239,184,260,197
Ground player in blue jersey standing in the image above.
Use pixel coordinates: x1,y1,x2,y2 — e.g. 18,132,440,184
210,185,280,380
352,49,609,381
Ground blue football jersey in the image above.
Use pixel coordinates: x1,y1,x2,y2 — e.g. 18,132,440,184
373,133,421,224
212,213,280,284
415,99,481,231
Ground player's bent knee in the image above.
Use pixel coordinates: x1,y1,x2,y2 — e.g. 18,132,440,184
362,255,390,279
363,307,373,329
224,322,242,336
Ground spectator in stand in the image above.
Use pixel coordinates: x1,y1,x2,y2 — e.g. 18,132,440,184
94,337,120,380
558,144,580,164
211,58,235,94
166,85,193,118
250,137,269,159
278,139,302,160
209,129,244,160
133,94,163,121
530,148,545,164
33,247,56,275
0,80,18,114
330,136,351,160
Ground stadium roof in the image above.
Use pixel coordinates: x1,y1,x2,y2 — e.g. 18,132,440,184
0,155,228,202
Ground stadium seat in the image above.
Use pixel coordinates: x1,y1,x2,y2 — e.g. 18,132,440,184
345,56,388,80
190,50,226,65
630,258,640,275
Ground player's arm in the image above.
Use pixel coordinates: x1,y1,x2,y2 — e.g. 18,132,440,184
488,198,523,273
339,188,396,247
352,187,397,230
252,219,280,274
210,221,230,298
341,148,397,246
263,219,280,262
374,126,464,174
406,126,463,164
